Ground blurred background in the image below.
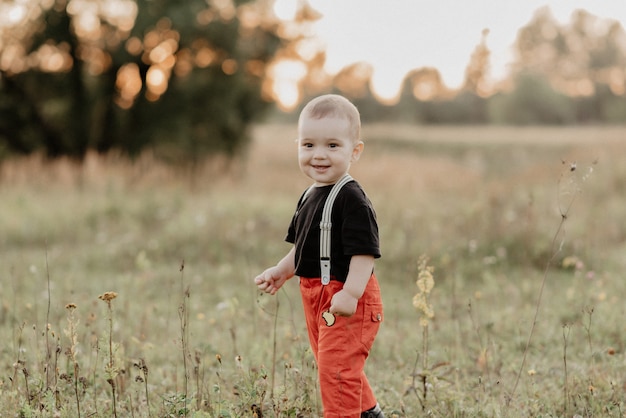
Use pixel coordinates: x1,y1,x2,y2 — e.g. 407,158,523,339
1,4,625,415
0,0,624,164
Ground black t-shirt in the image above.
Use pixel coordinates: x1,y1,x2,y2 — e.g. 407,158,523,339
285,180,381,282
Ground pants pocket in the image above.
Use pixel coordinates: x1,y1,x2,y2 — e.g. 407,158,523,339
360,302,383,350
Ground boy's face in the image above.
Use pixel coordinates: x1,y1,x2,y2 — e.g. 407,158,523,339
297,115,363,186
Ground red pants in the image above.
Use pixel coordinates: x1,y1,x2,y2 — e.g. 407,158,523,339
300,274,383,418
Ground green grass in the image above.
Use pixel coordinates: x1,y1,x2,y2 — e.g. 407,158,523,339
1,124,625,417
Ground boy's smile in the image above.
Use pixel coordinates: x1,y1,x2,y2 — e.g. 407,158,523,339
297,115,363,186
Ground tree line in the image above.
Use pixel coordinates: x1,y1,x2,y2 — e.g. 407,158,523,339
308,8,626,126
0,3,624,161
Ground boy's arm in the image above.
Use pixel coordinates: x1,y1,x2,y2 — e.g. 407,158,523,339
254,247,296,295
329,254,375,317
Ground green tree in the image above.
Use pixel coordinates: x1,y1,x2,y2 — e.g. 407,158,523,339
0,0,288,161
511,7,626,98
488,72,574,125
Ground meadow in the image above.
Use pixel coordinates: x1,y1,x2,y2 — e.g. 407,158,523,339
1,124,625,417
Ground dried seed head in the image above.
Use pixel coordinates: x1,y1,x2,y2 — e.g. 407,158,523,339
99,292,118,302
65,303,77,310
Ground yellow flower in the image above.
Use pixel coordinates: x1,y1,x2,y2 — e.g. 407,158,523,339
562,255,582,269
417,270,434,294
414,255,436,327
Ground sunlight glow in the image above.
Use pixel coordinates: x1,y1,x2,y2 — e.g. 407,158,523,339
238,3,262,29
81,46,111,75
115,63,142,108
125,37,143,55
101,0,137,32
245,59,265,78
174,49,193,77
0,45,26,73
36,43,72,72
272,80,300,111
370,67,404,105
295,38,322,61
74,12,101,40
222,58,238,75
195,47,216,68
307,0,626,103
267,59,307,111
149,39,178,64
146,66,168,96
413,83,437,102
272,0,298,20
7,4,28,25
211,0,236,21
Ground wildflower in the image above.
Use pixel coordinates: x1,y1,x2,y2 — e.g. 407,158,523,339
413,255,435,327
527,369,536,376
99,292,118,302
562,255,583,270
416,268,434,294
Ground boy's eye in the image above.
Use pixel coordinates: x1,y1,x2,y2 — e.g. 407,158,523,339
302,142,313,148
328,143,338,148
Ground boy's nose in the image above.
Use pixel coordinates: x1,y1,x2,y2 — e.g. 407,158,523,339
313,147,326,158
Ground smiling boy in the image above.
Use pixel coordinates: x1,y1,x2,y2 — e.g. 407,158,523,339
254,94,384,418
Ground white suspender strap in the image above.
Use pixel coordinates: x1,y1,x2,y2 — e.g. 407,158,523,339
319,174,353,285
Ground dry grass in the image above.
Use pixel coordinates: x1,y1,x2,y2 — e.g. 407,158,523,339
1,124,625,417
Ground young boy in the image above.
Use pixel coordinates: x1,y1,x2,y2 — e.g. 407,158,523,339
254,94,384,418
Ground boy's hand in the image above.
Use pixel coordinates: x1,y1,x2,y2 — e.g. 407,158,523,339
254,267,288,295
329,288,359,317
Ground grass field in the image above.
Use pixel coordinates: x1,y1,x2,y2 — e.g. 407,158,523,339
1,124,625,417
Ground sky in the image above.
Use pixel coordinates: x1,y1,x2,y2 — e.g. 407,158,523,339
273,0,626,102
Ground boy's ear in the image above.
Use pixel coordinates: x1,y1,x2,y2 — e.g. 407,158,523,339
351,140,364,162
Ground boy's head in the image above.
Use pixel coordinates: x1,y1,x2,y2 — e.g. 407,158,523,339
298,94,361,143
297,94,364,186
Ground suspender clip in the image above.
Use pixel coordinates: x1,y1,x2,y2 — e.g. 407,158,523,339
320,258,331,285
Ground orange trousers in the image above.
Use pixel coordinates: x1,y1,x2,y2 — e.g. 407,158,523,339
299,274,383,418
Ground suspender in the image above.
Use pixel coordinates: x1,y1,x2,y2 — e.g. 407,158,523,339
302,174,353,285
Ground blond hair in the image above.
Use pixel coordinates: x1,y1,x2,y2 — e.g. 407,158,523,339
299,94,361,141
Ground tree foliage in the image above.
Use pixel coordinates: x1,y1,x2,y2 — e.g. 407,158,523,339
2,4,625,160
322,8,626,126
0,0,287,160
